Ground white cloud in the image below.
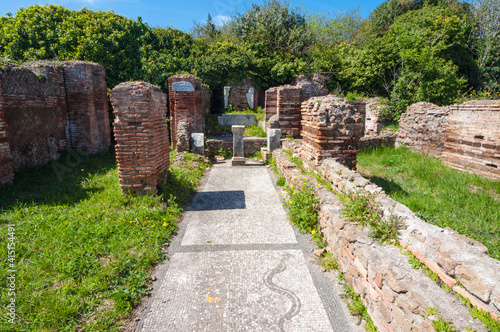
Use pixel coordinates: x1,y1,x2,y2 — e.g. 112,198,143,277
213,14,231,26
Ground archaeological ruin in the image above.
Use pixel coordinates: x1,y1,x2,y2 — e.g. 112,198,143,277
0,61,111,185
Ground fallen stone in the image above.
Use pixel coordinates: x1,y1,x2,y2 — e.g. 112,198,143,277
456,266,492,303
314,248,326,256
434,252,459,276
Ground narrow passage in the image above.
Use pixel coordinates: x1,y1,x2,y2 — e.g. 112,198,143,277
137,160,354,331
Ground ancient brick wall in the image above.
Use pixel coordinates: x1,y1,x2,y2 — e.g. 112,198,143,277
0,104,14,185
396,102,449,157
300,95,365,169
442,100,500,179
168,75,206,151
0,61,110,186
264,74,328,137
266,85,303,137
110,81,170,195
63,61,110,155
275,144,500,332
264,87,279,122
0,62,68,171
225,79,258,109
397,100,500,179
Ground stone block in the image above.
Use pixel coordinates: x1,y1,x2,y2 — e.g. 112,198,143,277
232,125,245,166
218,114,258,127
267,129,281,152
456,266,492,303
191,133,204,155
172,81,194,92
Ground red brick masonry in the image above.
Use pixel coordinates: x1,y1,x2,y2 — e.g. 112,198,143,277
168,74,207,151
0,61,110,185
110,81,170,195
300,96,365,169
397,100,500,179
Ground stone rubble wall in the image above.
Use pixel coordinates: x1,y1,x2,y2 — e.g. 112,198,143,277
292,74,329,101
396,102,449,157
397,100,500,179
224,79,258,110
110,81,170,195
275,140,500,331
359,132,397,151
0,61,110,185
300,95,364,169
365,98,390,136
168,74,207,151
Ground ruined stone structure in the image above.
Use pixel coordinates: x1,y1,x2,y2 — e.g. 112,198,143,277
443,100,500,179
110,81,170,195
364,99,389,136
168,75,207,151
0,61,110,185
265,74,329,137
292,74,329,101
267,85,303,137
397,100,500,179
276,141,500,332
224,79,258,109
300,96,365,169
63,61,111,155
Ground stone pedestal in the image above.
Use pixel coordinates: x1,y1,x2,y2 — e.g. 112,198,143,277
232,125,245,166
267,129,281,153
191,133,204,155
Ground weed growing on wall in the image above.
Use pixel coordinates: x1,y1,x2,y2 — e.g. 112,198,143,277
340,193,402,244
455,292,500,331
283,181,319,234
244,125,266,137
342,284,378,332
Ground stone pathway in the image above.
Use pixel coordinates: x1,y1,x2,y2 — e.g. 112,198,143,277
136,160,355,331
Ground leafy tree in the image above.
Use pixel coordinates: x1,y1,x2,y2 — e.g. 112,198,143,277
385,6,469,117
471,0,500,92
228,0,310,58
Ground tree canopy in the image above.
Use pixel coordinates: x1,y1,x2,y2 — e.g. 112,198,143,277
0,0,497,117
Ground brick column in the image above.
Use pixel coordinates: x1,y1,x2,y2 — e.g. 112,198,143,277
300,95,364,169
62,62,100,155
168,75,207,151
110,81,170,195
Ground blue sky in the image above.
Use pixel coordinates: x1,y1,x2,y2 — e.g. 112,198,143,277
0,0,386,32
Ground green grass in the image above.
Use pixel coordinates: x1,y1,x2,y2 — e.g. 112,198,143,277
225,106,265,123
357,146,500,260
244,125,266,137
381,123,399,132
0,149,208,331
